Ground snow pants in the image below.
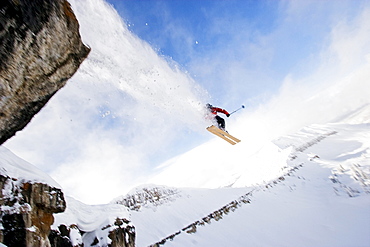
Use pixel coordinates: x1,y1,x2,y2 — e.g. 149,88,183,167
215,115,226,130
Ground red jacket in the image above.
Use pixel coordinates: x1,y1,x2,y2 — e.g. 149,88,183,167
209,107,229,116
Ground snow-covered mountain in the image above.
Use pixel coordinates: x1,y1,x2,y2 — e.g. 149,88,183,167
48,105,370,247
2,105,369,246
1,0,370,246
121,113,370,247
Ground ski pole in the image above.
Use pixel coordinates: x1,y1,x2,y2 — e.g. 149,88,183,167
229,105,245,115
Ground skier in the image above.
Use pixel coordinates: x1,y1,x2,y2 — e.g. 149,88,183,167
206,103,230,131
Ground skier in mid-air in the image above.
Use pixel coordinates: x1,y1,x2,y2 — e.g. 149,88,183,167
206,103,230,131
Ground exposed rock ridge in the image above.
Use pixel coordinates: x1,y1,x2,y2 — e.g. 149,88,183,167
0,174,66,246
114,186,180,211
50,218,136,247
0,0,91,245
0,0,90,145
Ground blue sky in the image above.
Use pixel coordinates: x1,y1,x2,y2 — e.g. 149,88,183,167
107,0,282,106
107,0,278,64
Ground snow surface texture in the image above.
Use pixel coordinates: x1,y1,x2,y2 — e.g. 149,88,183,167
0,147,60,188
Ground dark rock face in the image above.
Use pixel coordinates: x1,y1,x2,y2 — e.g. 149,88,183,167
0,174,66,246
108,218,136,247
1,214,26,246
50,219,136,247
0,0,90,145
49,225,74,247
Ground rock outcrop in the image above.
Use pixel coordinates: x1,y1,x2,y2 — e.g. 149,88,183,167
108,218,136,247
1,146,135,247
0,0,90,145
0,0,90,245
0,0,138,246
49,218,136,247
0,174,66,246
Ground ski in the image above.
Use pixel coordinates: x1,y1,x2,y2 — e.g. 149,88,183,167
207,125,241,145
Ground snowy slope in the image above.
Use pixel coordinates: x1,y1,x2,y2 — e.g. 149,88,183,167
0,106,366,246
127,121,370,247
0,146,60,188
42,105,370,247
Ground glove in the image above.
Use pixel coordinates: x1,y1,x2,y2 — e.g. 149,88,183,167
226,114,230,117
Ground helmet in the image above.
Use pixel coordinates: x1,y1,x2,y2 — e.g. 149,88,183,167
206,103,212,108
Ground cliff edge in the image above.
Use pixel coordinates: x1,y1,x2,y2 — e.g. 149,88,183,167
0,0,90,145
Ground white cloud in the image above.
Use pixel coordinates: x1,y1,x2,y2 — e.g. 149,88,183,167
187,0,370,109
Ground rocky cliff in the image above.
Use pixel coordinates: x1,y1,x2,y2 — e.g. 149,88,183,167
0,0,90,145
0,0,139,246
0,174,66,246
0,146,136,247
0,0,86,245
